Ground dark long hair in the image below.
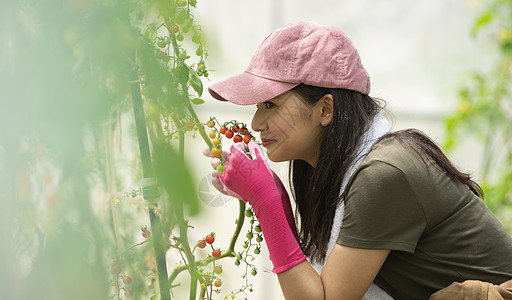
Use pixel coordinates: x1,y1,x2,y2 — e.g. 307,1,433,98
289,84,483,263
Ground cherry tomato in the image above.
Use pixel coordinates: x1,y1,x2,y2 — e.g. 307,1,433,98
254,225,262,232
216,165,225,173
124,289,133,298
211,148,221,157
243,134,252,144
240,127,248,134
219,126,227,134
234,259,240,266
142,229,151,238
189,0,197,6
123,276,132,284
209,131,216,139
254,247,260,255
177,0,187,7
212,249,221,258
197,240,206,248
214,265,223,274
224,130,234,139
185,121,194,131
198,62,206,70
256,234,263,243
251,269,257,276
170,24,180,33
245,209,253,218
246,232,253,239
112,265,122,274
214,280,222,287
157,39,167,48
232,125,240,133
176,33,184,41
233,134,242,143
206,120,215,128
212,138,221,146
205,234,215,244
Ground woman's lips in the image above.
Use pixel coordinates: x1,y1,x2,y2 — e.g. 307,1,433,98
261,139,276,147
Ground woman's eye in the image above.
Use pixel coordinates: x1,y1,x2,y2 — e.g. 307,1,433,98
264,102,275,109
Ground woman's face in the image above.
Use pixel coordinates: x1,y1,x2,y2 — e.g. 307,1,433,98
251,90,330,167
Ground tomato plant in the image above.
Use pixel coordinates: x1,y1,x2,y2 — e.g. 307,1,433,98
3,0,268,299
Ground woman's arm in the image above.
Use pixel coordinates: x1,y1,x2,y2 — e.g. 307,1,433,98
277,245,389,300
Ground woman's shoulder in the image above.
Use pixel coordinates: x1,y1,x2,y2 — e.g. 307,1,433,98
363,133,423,169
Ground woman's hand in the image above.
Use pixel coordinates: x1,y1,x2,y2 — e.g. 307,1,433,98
218,141,277,206
211,141,305,273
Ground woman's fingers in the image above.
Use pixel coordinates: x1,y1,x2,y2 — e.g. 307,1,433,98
211,157,221,170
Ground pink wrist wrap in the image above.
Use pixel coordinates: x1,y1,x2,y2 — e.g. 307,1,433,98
220,141,306,273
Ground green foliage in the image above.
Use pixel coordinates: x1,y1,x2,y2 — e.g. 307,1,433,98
0,0,212,298
445,0,512,230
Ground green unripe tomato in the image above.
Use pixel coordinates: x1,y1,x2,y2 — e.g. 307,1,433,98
256,235,263,243
216,164,225,173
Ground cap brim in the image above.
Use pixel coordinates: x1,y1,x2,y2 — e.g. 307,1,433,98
208,71,300,105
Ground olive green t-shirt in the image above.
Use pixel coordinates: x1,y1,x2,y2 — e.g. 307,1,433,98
337,136,512,300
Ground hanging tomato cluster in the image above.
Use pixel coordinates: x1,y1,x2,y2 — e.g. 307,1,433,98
206,117,257,172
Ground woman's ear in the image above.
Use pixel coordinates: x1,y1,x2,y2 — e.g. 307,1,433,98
319,94,334,127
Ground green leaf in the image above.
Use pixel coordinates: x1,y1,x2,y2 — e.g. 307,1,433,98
471,11,494,36
152,139,200,218
173,62,189,84
191,98,204,105
144,23,158,44
186,64,203,96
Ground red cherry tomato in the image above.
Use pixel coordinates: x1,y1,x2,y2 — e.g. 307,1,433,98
219,126,227,134
212,249,221,258
233,134,242,143
243,134,251,144
197,240,206,248
225,130,234,139
214,280,222,287
205,234,215,244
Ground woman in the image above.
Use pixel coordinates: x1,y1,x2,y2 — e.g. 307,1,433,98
204,21,512,300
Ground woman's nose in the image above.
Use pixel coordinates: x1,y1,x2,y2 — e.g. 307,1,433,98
251,108,266,132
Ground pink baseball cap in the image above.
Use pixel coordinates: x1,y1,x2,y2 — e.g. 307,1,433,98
208,21,370,105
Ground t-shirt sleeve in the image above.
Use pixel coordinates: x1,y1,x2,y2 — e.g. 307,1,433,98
337,159,427,253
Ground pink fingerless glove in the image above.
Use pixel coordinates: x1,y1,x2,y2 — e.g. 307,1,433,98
219,141,306,273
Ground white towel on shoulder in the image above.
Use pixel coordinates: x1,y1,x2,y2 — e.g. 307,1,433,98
311,111,394,300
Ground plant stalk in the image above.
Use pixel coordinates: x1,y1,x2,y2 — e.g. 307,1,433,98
130,79,171,300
